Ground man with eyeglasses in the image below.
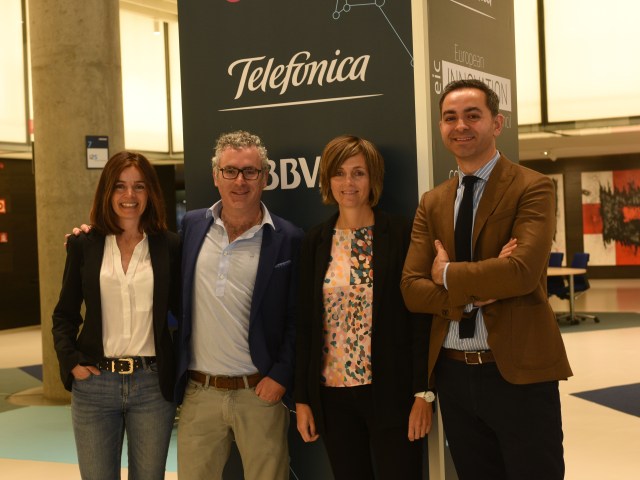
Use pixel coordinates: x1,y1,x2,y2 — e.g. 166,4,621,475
175,130,304,479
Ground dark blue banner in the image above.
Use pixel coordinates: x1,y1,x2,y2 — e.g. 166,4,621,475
178,0,418,230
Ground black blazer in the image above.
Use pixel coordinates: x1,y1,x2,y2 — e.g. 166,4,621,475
294,210,431,431
52,230,181,401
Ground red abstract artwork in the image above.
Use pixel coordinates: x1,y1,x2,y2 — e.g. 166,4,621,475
581,169,640,266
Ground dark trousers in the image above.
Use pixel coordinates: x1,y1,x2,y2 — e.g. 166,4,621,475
435,356,565,480
320,384,423,480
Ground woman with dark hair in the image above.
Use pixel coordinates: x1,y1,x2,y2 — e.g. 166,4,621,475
53,151,180,479
294,135,433,479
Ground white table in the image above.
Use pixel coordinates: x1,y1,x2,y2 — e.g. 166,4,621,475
547,267,587,324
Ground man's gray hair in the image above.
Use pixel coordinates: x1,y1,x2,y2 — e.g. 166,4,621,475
211,130,270,171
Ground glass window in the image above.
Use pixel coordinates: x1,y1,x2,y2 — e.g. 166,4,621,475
120,9,169,152
0,0,28,143
168,21,183,153
514,0,542,125
544,0,640,122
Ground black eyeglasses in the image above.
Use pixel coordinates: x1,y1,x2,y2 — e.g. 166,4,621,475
218,166,263,180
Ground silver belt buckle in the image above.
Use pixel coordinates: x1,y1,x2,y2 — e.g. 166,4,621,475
464,351,483,365
117,358,135,374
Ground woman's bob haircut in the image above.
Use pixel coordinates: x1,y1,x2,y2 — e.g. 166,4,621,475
318,134,384,206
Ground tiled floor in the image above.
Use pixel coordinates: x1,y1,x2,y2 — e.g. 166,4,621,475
1,279,639,479
556,316,640,479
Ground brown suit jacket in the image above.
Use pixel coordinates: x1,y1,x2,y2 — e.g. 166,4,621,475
401,155,572,386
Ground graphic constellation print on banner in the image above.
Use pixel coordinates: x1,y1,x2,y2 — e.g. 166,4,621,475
332,1,414,65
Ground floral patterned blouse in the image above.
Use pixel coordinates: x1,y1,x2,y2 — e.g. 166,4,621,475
321,226,374,387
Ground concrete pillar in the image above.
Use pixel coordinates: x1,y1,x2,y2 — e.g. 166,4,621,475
29,0,124,401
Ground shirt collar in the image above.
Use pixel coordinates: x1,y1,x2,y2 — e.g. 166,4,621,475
206,200,275,229
457,150,501,186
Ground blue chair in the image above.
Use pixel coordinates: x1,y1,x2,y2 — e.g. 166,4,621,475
549,252,564,267
547,252,566,297
555,253,599,323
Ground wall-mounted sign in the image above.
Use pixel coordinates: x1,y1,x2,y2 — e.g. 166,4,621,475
86,136,109,169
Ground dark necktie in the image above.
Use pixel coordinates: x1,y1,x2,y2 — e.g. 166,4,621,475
455,175,479,338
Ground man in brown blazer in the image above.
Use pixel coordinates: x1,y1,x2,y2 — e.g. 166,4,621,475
401,79,572,480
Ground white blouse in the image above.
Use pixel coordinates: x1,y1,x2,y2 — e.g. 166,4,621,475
100,234,155,358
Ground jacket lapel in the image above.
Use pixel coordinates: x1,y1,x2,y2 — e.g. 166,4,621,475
148,233,169,338
251,222,283,325
473,156,516,246
317,212,338,276
181,211,213,336
441,177,460,261
372,210,389,322
85,232,106,309
184,212,214,283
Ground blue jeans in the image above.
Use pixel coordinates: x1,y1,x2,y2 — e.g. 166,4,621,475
71,363,176,480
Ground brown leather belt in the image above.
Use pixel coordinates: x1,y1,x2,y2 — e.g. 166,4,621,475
442,348,495,365
189,371,262,389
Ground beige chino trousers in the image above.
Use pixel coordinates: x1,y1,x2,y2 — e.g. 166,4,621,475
177,381,290,480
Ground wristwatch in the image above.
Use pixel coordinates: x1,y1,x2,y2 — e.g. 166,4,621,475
414,391,436,403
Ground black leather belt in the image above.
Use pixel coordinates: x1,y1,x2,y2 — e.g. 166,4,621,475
97,357,156,374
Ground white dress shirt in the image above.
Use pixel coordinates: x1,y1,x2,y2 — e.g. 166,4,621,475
100,234,155,357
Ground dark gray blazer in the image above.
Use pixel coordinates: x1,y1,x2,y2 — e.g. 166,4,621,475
52,229,181,401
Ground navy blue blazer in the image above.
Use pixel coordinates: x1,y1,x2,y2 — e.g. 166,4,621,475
174,207,304,403
52,230,181,401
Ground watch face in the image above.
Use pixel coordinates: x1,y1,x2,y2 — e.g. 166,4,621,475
425,391,436,402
